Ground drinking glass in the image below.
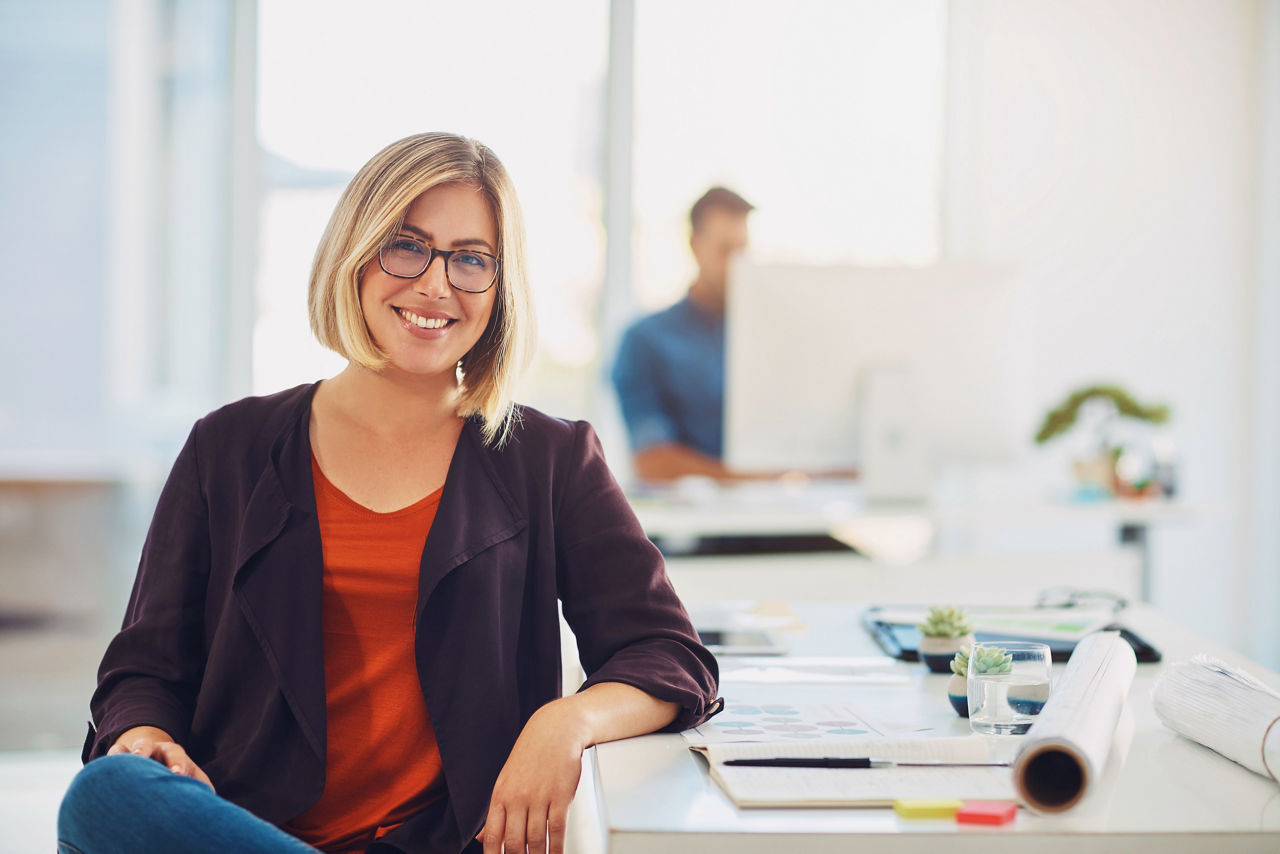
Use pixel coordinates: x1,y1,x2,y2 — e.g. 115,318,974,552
967,641,1052,735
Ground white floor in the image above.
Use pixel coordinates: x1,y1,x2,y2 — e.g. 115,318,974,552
0,749,81,853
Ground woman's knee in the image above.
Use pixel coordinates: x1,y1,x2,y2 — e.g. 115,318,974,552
59,755,174,853
59,754,167,829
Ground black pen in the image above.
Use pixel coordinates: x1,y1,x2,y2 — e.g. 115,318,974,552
722,757,1009,768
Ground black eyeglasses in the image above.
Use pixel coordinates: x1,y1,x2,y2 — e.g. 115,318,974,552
1035,587,1128,613
378,235,500,294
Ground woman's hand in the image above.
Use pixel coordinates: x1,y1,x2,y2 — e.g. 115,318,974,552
108,725,215,791
478,699,589,854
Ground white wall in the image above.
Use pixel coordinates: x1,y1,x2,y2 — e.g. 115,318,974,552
1249,0,1280,669
0,0,253,469
948,0,1262,654
0,1,111,453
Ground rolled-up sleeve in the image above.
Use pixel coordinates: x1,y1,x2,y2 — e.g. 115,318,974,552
83,423,210,761
553,421,719,731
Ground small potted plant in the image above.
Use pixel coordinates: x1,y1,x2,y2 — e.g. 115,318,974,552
916,606,975,673
948,644,1012,716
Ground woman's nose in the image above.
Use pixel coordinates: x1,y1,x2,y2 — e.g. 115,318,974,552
414,255,451,297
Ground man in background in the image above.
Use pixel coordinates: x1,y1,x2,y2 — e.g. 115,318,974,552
612,187,753,483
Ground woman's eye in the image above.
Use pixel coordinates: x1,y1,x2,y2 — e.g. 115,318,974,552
391,238,426,255
454,251,488,268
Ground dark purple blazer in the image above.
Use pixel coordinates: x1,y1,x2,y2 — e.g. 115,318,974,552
84,382,720,853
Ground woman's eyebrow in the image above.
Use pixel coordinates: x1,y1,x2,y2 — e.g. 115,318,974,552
399,223,496,252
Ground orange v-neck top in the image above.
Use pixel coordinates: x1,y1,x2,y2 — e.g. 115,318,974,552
284,455,446,854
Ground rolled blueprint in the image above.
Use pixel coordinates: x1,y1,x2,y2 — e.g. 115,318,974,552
1012,631,1137,812
1152,656,1280,783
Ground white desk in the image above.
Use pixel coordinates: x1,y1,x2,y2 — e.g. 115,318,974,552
591,602,1280,853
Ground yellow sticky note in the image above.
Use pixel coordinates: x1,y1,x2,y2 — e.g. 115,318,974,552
893,798,964,818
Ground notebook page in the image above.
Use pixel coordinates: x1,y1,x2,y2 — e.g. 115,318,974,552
704,736,994,764
702,738,1015,808
712,764,1016,807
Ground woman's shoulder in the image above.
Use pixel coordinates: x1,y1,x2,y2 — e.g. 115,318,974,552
478,405,612,469
496,404,586,454
475,406,615,504
194,382,318,449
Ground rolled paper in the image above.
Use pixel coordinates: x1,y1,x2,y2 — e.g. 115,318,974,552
1152,655,1280,783
1012,631,1137,813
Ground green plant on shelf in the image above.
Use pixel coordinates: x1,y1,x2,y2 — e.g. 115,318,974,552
1034,384,1170,446
1034,384,1174,498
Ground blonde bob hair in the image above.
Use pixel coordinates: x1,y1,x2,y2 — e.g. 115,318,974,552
309,132,535,445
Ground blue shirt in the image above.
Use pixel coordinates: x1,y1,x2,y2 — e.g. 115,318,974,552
611,297,725,458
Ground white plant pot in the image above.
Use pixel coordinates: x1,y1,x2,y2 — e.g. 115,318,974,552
947,672,970,717
918,633,974,673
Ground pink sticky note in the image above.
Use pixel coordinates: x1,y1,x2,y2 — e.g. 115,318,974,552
956,801,1017,825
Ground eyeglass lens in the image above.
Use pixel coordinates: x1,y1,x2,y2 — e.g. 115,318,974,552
380,237,497,292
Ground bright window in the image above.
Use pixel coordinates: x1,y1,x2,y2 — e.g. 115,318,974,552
631,0,948,310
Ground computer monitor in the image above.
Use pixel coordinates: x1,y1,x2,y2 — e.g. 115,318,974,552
723,261,1027,497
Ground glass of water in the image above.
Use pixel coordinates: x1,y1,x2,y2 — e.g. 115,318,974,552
967,641,1052,735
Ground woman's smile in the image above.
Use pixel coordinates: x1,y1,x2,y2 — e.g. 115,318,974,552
392,305,458,337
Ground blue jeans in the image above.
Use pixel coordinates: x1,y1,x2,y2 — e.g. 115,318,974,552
58,754,319,853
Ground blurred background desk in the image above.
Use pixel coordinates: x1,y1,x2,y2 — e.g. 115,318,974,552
630,484,1203,603
662,551,1143,609
589,600,1280,854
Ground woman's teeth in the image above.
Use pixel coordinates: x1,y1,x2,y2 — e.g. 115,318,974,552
398,308,449,329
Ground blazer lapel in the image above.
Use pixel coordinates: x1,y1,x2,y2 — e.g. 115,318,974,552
231,388,326,760
416,418,528,612
413,418,529,838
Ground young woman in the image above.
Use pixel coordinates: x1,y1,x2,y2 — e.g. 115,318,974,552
58,132,720,854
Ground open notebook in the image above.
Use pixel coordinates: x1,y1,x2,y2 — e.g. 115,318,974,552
693,737,1017,808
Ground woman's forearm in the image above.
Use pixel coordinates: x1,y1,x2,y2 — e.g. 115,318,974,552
539,682,680,751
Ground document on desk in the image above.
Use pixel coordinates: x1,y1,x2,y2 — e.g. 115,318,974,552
682,701,889,747
697,737,1016,808
717,656,912,686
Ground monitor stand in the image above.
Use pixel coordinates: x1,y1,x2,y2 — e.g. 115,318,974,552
856,362,931,503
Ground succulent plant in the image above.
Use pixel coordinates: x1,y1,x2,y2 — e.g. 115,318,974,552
950,646,971,677
916,606,973,639
966,645,1013,676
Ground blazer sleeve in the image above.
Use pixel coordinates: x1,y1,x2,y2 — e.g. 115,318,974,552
83,423,211,761
554,421,720,732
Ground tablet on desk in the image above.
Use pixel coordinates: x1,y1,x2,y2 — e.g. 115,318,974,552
697,628,788,656
861,606,1161,663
